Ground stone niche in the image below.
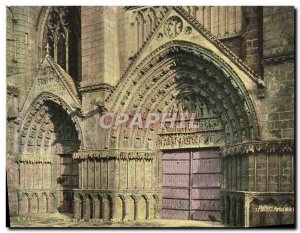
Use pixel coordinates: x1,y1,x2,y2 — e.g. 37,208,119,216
220,140,294,227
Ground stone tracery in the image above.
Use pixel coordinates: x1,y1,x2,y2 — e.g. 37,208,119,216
44,6,81,87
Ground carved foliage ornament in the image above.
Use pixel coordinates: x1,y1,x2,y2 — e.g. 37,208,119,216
220,140,295,157
37,66,56,86
73,150,154,161
163,16,183,38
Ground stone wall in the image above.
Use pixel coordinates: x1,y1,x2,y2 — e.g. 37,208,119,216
6,6,40,108
220,140,294,226
7,6,41,216
6,6,295,227
259,6,295,141
122,6,245,71
81,7,120,88
72,150,162,220
81,7,105,88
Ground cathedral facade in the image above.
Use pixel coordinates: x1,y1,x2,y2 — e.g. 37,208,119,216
7,6,295,227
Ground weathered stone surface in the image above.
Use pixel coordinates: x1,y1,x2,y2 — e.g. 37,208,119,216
6,6,294,227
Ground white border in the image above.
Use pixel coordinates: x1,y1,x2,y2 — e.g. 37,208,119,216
0,1,298,232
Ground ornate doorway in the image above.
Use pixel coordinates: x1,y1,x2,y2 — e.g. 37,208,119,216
103,40,260,223
162,149,221,221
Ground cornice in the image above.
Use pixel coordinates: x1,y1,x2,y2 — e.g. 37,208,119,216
79,83,115,93
73,149,155,160
220,140,294,157
15,154,52,164
262,54,295,66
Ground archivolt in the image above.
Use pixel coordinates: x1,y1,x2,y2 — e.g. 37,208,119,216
105,40,260,149
16,92,83,154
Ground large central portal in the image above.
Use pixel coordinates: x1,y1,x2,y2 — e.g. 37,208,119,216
162,149,221,221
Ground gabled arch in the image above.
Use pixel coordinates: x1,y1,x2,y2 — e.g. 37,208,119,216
263,197,278,206
262,198,279,226
30,193,39,214
48,192,56,213
16,92,84,154
280,198,295,225
279,198,294,207
18,192,30,214
105,40,260,149
74,193,84,219
250,198,262,226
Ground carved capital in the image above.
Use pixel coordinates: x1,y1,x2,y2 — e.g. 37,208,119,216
220,140,295,157
73,150,154,161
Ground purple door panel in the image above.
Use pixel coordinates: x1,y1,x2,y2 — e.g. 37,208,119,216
162,149,221,221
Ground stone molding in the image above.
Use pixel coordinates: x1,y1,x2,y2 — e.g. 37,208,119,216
45,54,81,103
105,40,261,149
73,150,155,160
15,154,52,164
73,190,160,199
121,6,264,87
15,92,84,153
262,54,295,67
78,83,115,93
174,7,263,84
221,190,294,195
220,140,294,157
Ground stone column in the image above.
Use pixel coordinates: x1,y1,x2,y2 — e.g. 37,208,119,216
224,197,228,226
244,196,252,227
102,198,110,220
111,195,117,221
236,199,240,227
82,200,87,219
93,200,100,219
230,197,236,226
74,198,82,219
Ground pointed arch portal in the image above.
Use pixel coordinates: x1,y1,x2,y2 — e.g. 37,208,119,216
106,40,259,150
16,93,81,214
105,40,260,221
